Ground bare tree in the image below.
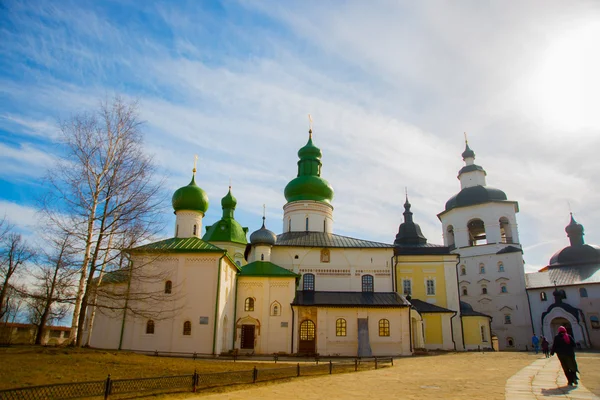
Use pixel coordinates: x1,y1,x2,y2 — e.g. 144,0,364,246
26,232,77,345
41,96,166,346
0,224,35,322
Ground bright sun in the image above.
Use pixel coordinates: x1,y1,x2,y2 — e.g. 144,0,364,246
529,21,600,131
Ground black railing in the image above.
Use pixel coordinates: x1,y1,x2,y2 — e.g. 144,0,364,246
0,357,394,400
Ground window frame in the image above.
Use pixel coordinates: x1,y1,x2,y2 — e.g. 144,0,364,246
336,318,347,337
504,314,512,325
402,279,412,296
378,319,390,337
244,297,255,311
498,263,505,272
146,320,155,335
426,279,435,296
303,273,315,291
362,274,374,292
165,280,172,294
540,291,547,301
183,320,192,336
579,287,588,298
500,284,507,293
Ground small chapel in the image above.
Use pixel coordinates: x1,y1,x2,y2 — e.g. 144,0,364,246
83,127,523,356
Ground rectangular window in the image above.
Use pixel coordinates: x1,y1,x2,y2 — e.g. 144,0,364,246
403,279,412,296
480,326,487,342
303,274,315,291
426,279,435,296
362,275,374,292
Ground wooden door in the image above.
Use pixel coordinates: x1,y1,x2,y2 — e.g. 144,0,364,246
299,320,316,354
241,324,255,349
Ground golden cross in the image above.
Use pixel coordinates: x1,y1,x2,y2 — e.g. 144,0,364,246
464,132,468,144
229,177,232,189
262,204,266,219
193,154,198,174
308,114,313,138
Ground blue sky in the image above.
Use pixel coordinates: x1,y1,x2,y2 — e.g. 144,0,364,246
1,0,600,274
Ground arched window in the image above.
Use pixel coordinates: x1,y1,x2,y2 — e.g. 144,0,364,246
303,273,315,291
378,319,390,336
165,280,172,294
460,265,466,276
540,291,547,301
447,225,455,249
183,321,191,335
305,217,309,231
193,224,197,235
498,263,505,272
362,275,374,292
590,315,600,329
146,320,155,334
504,314,512,324
261,254,264,261
320,249,330,263
271,301,281,316
500,284,508,293
300,320,316,341
499,217,513,244
462,286,468,296
482,286,488,295
479,264,485,274
336,318,346,336
467,219,487,246
244,297,255,311
506,337,515,347
580,288,588,297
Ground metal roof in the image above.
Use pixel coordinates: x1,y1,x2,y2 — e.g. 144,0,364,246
394,242,452,255
409,299,455,313
275,232,392,248
130,237,224,253
292,291,409,307
239,261,300,278
526,264,600,289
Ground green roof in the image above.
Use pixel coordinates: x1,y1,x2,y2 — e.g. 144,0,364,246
172,175,209,213
239,261,300,278
284,135,334,204
130,237,224,253
203,187,248,245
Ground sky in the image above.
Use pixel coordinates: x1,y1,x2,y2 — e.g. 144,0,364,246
1,0,599,274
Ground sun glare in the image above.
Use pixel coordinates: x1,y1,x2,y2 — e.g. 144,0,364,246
529,22,600,131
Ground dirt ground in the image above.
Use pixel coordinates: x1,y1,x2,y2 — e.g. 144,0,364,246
0,346,292,390
578,353,600,396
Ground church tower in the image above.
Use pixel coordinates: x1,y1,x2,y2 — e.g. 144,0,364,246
437,140,531,351
282,127,334,233
171,166,209,239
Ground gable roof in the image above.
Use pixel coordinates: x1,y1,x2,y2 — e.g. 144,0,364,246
293,291,409,307
275,232,392,249
129,237,224,253
239,261,299,278
409,299,455,313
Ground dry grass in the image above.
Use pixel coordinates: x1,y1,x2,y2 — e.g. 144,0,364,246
0,346,293,390
578,353,600,396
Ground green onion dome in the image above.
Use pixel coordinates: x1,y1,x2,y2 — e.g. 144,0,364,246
172,175,209,213
203,187,248,244
221,187,237,209
284,133,334,204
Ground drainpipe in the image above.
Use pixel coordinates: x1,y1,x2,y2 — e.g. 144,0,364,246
454,254,465,350
408,306,413,353
291,305,295,354
525,289,535,336
212,253,226,355
450,311,457,351
391,255,396,293
118,260,134,350
231,274,239,350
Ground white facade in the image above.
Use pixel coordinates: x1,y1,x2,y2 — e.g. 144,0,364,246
283,201,334,233
438,146,532,350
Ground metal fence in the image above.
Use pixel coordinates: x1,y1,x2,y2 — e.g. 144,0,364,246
0,357,393,400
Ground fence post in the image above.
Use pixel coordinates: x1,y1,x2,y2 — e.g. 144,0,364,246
154,350,158,357
274,354,278,363
329,360,332,374
193,352,197,360
391,357,394,366
104,374,112,400
355,358,358,371
297,363,300,377
253,366,258,383
192,370,198,393
375,357,378,370
315,355,319,365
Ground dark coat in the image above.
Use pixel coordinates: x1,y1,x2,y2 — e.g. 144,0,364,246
551,333,575,356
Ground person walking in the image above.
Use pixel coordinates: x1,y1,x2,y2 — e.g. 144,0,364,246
532,333,540,354
541,336,550,358
550,326,579,386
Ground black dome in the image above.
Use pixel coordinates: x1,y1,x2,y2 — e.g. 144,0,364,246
250,219,277,246
548,244,600,267
445,185,508,211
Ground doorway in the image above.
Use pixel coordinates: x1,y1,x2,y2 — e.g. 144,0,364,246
299,320,316,354
550,317,573,338
241,324,255,349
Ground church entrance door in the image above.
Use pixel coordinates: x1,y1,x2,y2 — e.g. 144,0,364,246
241,324,255,349
299,320,316,354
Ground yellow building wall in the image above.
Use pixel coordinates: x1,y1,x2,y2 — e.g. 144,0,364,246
395,255,451,308
462,316,491,349
423,314,443,344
